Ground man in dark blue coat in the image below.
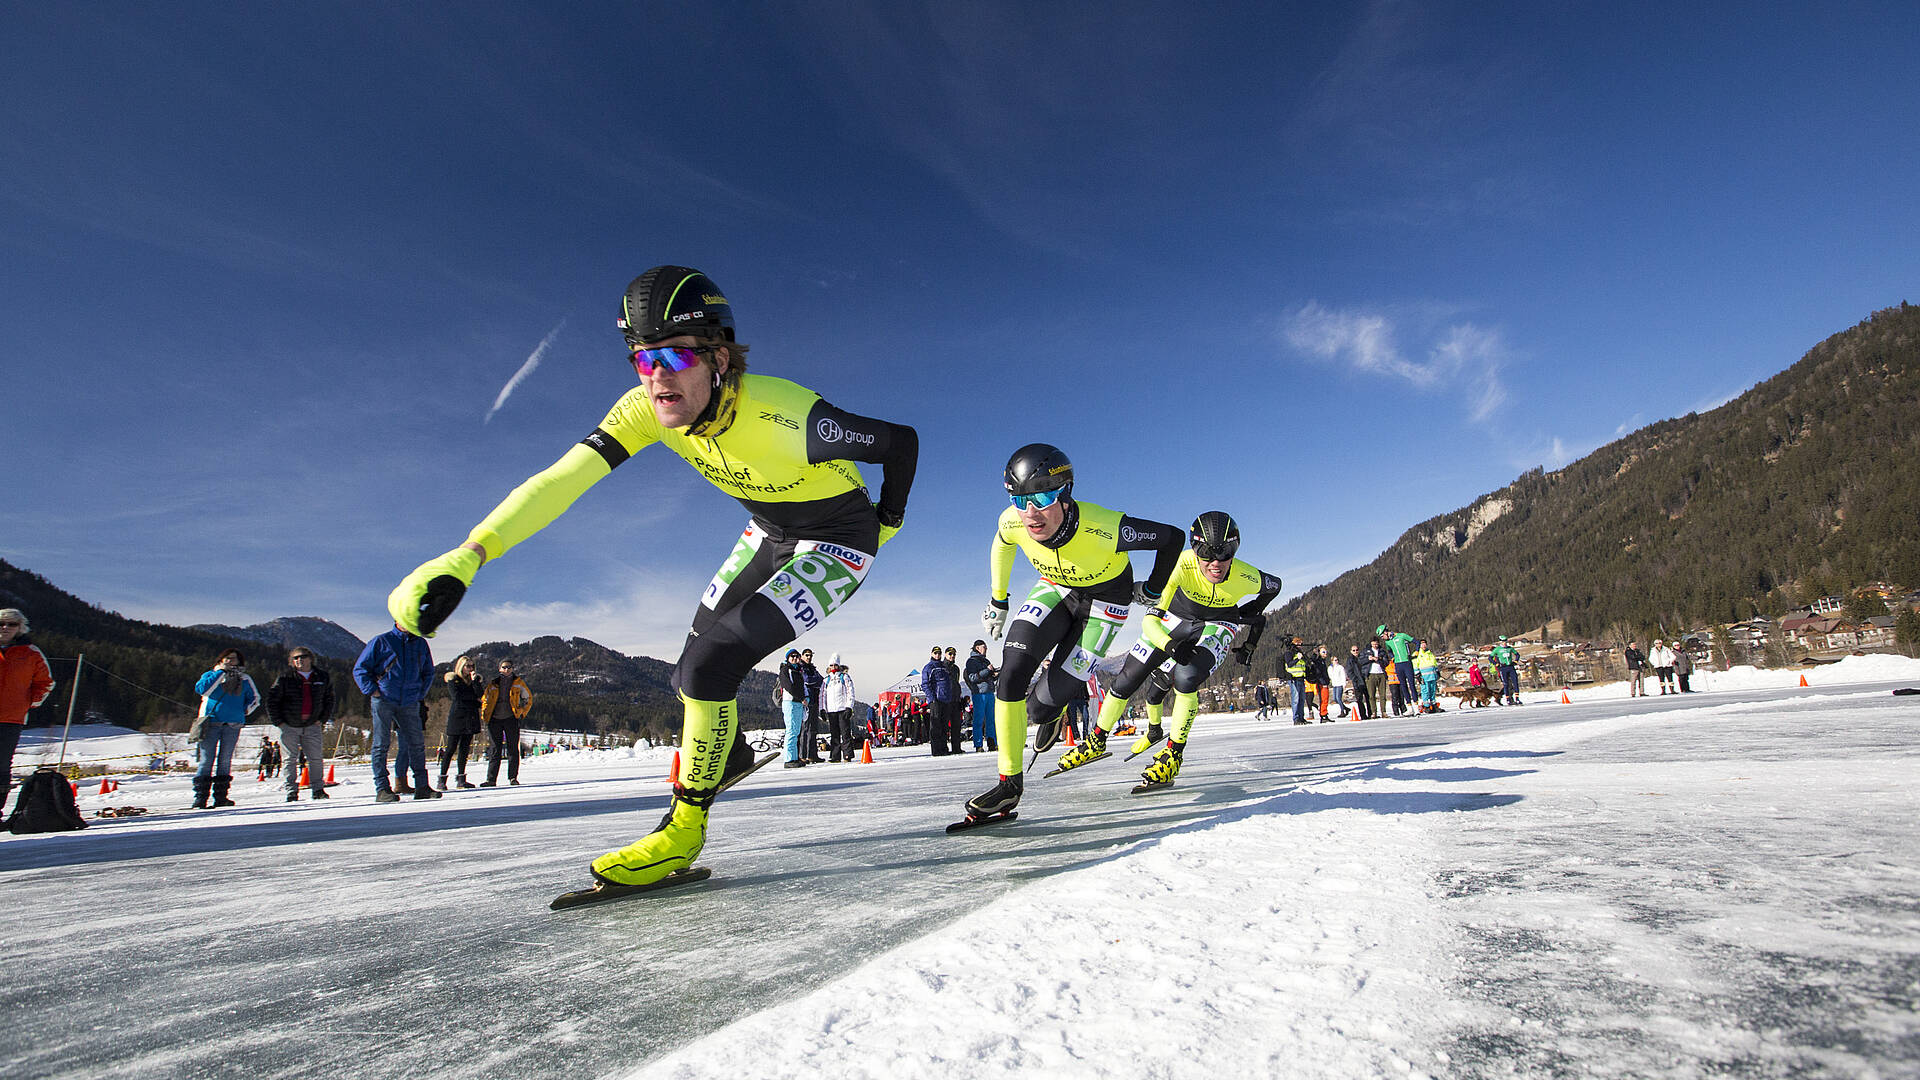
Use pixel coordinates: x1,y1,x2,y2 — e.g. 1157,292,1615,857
921,644,958,756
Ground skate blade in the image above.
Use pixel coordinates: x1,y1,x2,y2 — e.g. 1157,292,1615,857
550,867,713,910
718,752,781,794
1043,751,1110,778
1130,780,1175,795
946,811,1019,833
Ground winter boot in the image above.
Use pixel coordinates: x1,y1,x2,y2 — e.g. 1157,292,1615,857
438,768,450,791
1052,726,1109,773
395,774,413,795
211,775,236,807
965,772,1024,819
190,776,212,810
590,796,708,886
1129,723,1165,758
456,771,475,790
1140,743,1185,786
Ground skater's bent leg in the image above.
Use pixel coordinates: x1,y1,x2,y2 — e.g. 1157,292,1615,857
1167,691,1201,743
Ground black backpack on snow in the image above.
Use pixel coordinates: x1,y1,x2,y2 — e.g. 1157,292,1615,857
8,768,88,834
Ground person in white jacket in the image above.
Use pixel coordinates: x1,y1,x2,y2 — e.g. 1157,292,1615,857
1321,645,1349,718
1649,640,1678,695
820,654,859,762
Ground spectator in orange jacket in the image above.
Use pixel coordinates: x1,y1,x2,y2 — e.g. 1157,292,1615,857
1,608,57,809
480,659,533,786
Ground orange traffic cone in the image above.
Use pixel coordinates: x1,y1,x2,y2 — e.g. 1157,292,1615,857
1560,688,1572,704
70,782,78,799
665,750,681,783
1798,673,1809,687
257,768,267,782
1064,724,1077,748
299,764,310,787
98,777,115,795
324,762,336,784
861,739,874,764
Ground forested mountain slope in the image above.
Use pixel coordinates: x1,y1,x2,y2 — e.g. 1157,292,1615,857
1260,303,1920,661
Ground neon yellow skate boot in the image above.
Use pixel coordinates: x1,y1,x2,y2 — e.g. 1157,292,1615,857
1047,726,1109,776
590,796,708,887
1138,743,1184,787
1128,723,1165,759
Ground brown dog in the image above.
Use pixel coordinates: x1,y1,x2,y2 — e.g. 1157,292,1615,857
1448,685,1496,708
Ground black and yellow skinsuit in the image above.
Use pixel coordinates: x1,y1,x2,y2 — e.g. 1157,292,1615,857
987,498,1182,776
1076,548,1279,771
395,371,915,886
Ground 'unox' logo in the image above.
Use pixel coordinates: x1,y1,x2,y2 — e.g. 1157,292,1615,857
811,543,869,571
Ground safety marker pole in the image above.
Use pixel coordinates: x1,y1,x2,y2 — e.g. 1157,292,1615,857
57,654,84,767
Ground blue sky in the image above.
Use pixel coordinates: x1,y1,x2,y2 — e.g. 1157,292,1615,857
6,2,1916,688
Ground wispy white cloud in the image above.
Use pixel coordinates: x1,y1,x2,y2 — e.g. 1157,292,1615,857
485,319,565,424
1283,301,1513,424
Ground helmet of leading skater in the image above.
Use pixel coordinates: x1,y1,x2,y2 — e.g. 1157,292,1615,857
1004,443,1074,497
1189,511,1240,562
618,265,735,346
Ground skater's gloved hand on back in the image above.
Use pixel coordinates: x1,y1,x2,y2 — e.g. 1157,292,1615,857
388,544,484,637
981,598,1009,640
874,504,902,549
1232,645,1254,666
1130,582,1162,613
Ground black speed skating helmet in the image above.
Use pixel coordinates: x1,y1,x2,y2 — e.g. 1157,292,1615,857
1005,443,1074,497
1189,511,1241,562
618,265,735,346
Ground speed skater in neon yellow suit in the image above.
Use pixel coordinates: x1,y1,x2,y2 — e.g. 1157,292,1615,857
1052,510,1280,789
964,443,1183,822
386,265,916,888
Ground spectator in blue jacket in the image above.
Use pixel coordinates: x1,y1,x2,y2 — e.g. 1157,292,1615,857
920,644,959,756
353,623,438,803
191,649,261,809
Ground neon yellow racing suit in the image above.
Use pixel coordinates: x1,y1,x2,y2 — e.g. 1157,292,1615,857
985,498,1181,774
1091,548,1280,749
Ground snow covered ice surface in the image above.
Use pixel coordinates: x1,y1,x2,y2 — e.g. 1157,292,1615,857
4,657,1918,1080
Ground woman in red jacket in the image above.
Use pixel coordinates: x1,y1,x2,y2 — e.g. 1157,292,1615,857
0,608,57,809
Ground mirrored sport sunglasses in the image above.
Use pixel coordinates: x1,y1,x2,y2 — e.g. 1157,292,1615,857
630,343,718,378
1008,488,1064,511
1192,542,1237,562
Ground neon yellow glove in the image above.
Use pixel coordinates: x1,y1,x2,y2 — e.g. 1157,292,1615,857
387,546,483,637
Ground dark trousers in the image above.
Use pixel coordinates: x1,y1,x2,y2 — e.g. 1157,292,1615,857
1678,672,1693,692
485,719,520,782
929,700,951,755
1499,664,1520,702
0,723,21,808
801,700,821,759
826,709,853,761
438,732,475,777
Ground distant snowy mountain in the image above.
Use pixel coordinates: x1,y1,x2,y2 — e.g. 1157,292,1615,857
188,617,366,662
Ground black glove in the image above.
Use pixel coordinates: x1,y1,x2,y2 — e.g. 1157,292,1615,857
1233,645,1253,666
